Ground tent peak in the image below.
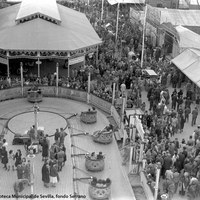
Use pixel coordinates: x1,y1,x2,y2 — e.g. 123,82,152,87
15,0,61,25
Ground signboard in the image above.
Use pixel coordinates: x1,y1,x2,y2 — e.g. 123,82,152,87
146,4,161,26
68,56,85,65
0,56,8,65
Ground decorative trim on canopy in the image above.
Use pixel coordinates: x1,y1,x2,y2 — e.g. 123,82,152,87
6,45,99,59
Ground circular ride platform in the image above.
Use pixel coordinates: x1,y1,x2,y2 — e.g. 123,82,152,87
0,97,135,200
7,111,67,135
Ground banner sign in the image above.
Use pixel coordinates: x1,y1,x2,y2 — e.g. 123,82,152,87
0,56,8,65
68,55,85,65
107,0,145,5
146,4,161,26
130,7,141,24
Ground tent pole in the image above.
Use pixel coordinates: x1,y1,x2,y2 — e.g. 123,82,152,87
20,62,23,96
87,71,91,104
37,58,40,78
140,5,147,68
68,61,70,78
56,63,59,96
7,58,10,78
6,51,10,78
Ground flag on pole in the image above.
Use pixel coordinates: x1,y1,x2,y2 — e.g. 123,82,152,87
107,0,145,5
130,7,141,24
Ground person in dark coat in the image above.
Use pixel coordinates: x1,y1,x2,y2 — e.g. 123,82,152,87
42,162,50,188
54,129,60,144
1,146,8,170
50,162,59,187
16,162,24,179
14,149,22,167
59,128,67,146
179,114,185,133
41,137,49,161
162,152,172,179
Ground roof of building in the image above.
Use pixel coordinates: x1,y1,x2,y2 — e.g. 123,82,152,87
175,25,200,49
0,0,101,52
158,8,200,27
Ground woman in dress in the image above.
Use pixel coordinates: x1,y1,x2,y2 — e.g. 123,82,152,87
42,162,50,188
14,149,22,168
8,150,15,171
1,146,8,170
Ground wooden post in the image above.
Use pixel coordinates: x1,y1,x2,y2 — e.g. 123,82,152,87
115,3,120,42
101,0,104,21
141,5,147,68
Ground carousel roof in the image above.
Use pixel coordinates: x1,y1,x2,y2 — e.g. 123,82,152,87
0,0,101,52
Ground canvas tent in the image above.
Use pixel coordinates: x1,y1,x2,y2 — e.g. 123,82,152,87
175,25,200,50
171,48,200,88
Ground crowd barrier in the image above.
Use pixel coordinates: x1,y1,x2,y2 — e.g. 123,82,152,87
90,94,112,114
110,105,121,128
140,171,154,200
0,86,111,113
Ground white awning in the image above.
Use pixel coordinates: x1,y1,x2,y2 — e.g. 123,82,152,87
171,48,200,87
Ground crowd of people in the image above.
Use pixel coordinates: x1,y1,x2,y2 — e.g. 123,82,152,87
0,126,68,197
0,0,200,199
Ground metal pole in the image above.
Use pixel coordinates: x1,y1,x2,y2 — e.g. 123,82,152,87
115,3,120,42
101,0,105,21
56,62,59,96
20,62,23,96
112,82,116,105
87,71,91,104
140,5,147,68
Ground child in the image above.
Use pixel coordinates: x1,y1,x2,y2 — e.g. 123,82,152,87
8,150,15,171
